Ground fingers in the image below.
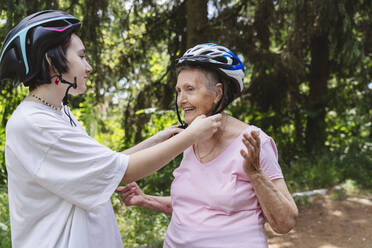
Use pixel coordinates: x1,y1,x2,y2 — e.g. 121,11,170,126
115,186,124,193
240,149,249,159
115,182,137,194
242,135,254,157
163,126,183,138
210,114,222,129
251,131,261,147
211,113,222,121
243,131,261,151
194,114,206,121
241,130,263,175
123,194,135,205
241,131,261,163
120,189,134,200
170,127,183,135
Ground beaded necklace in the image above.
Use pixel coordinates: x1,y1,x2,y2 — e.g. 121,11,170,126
31,94,61,111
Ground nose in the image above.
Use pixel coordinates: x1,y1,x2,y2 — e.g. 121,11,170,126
86,61,93,74
177,91,187,105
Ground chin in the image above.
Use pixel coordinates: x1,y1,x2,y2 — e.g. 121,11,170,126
79,86,87,94
70,85,86,95
185,115,197,125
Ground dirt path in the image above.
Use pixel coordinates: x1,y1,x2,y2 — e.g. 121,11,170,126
265,193,372,248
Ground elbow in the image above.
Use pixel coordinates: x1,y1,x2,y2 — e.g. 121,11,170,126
271,209,298,234
122,173,135,185
165,205,173,216
122,163,145,184
122,176,130,185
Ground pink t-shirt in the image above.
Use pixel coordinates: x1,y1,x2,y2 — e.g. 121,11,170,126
164,126,283,248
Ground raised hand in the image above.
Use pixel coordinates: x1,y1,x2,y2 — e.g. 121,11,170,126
187,114,222,143
240,131,262,177
115,182,146,207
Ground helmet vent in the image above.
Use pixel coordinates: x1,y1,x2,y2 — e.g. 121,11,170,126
41,20,70,28
215,57,227,63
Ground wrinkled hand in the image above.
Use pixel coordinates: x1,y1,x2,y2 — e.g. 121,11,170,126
240,131,262,177
187,114,222,143
115,182,145,207
152,125,184,143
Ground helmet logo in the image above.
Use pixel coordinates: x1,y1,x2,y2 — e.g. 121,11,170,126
44,24,72,32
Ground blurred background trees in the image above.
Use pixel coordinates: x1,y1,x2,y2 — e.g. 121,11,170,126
0,0,371,247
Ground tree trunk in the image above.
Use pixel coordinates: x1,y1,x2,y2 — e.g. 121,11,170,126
305,34,329,152
253,0,273,50
186,0,208,48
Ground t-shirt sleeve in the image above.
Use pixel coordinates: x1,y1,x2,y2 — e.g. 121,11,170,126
35,131,128,212
16,112,128,212
259,136,283,181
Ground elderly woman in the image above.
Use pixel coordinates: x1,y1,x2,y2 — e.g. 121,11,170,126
117,43,298,248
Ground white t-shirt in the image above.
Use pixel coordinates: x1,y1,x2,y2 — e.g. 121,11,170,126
5,100,128,248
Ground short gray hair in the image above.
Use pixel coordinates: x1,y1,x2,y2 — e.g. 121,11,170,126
176,65,221,93
176,65,234,112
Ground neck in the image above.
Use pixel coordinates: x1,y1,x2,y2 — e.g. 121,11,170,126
197,113,227,147
29,83,66,108
193,113,228,162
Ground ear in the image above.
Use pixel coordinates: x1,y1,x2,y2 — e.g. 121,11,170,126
214,83,223,104
45,53,57,74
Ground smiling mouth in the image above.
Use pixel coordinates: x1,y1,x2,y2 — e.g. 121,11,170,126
183,107,195,113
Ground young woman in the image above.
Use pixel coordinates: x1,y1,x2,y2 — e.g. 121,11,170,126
117,43,298,248
0,11,221,248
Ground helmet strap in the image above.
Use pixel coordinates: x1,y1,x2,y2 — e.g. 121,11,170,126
58,74,77,127
175,92,188,129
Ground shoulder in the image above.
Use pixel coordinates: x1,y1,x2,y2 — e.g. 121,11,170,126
224,115,249,136
224,115,277,145
227,116,273,143
6,101,37,133
246,125,274,145
6,101,70,141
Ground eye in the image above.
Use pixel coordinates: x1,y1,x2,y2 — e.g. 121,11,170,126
187,86,193,91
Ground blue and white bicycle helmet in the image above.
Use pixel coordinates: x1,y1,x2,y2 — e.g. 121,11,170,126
0,10,80,85
176,43,245,93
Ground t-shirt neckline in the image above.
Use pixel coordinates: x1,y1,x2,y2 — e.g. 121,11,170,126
191,126,251,166
22,100,63,115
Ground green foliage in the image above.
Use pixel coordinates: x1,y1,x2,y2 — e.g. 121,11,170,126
0,188,11,248
114,196,169,248
0,0,371,247
282,152,343,193
282,144,372,193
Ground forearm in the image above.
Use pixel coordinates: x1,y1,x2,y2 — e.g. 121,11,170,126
249,173,298,234
121,136,159,155
140,196,172,215
123,130,195,184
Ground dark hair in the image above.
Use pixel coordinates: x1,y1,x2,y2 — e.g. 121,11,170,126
29,33,72,91
176,64,239,112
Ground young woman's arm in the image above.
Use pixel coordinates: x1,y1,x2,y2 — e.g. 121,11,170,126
122,126,183,155
122,114,221,184
116,182,172,215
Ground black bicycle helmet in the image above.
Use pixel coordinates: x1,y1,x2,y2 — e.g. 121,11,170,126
175,43,245,128
0,10,80,85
